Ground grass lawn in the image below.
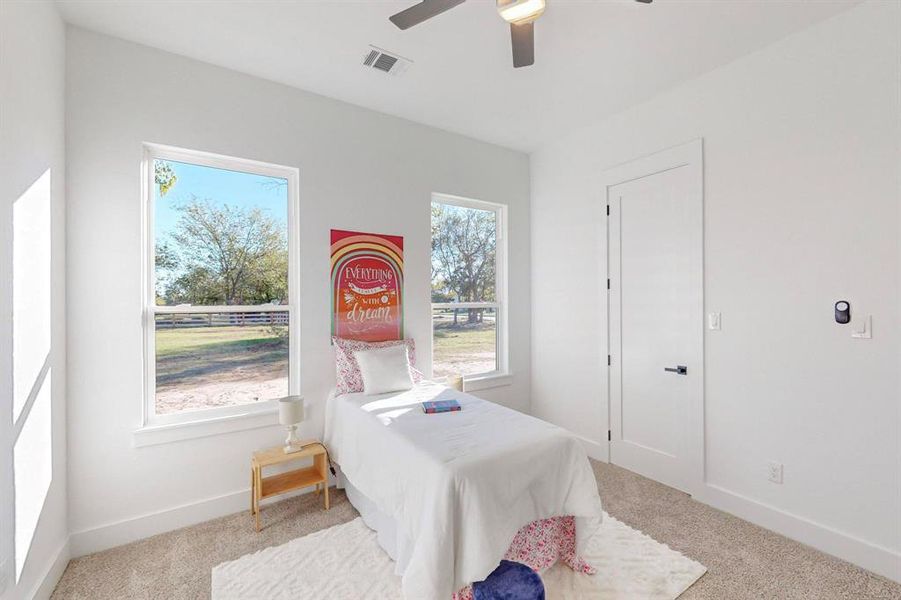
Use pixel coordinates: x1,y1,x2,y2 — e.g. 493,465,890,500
156,325,286,357
154,325,289,415
433,317,497,379
155,325,288,387
433,323,495,351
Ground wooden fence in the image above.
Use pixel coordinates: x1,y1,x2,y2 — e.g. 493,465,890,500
155,311,288,329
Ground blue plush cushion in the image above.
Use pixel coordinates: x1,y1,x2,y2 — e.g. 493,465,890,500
472,560,545,600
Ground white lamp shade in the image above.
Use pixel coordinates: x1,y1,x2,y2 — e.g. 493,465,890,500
447,374,464,392
278,396,304,425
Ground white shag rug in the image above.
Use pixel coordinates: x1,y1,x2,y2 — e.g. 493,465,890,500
212,514,706,599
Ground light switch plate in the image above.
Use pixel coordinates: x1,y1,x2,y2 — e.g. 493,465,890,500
707,312,721,330
851,315,872,339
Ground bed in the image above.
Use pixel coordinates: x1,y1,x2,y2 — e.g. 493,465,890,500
324,381,603,599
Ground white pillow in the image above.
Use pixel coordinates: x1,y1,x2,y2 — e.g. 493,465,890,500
354,345,414,396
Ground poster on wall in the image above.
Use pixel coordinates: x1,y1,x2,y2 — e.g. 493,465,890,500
330,229,404,342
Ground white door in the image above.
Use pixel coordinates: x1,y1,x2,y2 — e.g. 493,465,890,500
607,144,703,494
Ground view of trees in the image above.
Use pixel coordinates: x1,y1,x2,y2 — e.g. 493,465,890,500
431,203,496,324
153,161,288,306
154,160,178,196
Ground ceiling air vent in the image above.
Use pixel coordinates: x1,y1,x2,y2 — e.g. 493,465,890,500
362,46,412,76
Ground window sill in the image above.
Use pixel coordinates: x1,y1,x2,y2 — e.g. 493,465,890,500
464,373,512,392
133,407,280,448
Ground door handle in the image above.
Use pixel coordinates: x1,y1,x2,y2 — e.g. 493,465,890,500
664,365,688,375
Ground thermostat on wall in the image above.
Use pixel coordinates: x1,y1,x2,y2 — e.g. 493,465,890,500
834,300,850,324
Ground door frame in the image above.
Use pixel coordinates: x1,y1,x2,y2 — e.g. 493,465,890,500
601,138,705,496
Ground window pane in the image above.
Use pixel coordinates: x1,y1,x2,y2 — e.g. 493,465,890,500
431,202,496,303
153,159,288,307
432,307,497,380
154,312,288,415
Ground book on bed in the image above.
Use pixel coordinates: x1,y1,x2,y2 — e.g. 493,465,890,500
422,399,461,414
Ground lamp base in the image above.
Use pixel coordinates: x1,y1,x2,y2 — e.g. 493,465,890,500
283,438,317,454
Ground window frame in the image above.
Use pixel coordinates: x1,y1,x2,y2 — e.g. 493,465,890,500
140,143,301,430
430,192,509,384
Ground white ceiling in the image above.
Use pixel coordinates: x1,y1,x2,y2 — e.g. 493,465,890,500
55,0,860,152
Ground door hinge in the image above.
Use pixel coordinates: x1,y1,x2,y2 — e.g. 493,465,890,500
607,354,611,366
607,278,610,290
606,204,610,216
608,430,612,442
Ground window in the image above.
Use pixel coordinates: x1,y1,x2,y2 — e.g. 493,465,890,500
143,145,299,426
431,194,507,382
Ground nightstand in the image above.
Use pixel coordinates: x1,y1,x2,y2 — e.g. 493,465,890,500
250,441,329,531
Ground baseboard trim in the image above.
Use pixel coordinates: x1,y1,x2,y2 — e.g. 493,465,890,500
67,461,901,584
695,483,901,583
29,537,70,600
574,433,609,462
69,489,247,557
69,484,318,558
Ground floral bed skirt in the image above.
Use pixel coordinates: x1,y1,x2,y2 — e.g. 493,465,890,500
453,516,595,600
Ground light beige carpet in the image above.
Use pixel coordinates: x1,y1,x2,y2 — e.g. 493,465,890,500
52,461,901,600
210,514,706,599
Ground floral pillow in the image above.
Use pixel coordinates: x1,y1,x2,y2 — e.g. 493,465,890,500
333,337,422,395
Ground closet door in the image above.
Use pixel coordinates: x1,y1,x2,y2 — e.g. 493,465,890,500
607,143,703,494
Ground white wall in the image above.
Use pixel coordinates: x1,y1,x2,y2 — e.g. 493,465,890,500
531,0,900,581
65,28,530,554
0,1,69,598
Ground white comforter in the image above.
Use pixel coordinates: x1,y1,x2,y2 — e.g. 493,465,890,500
324,382,603,599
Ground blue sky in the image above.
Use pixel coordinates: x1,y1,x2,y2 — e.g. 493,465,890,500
154,159,287,241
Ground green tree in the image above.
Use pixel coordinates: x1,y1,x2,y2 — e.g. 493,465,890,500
155,240,178,271
154,161,178,196
154,241,179,304
159,197,287,305
431,203,496,324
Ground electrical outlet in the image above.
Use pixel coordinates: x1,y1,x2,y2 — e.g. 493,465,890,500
707,312,721,330
767,461,783,484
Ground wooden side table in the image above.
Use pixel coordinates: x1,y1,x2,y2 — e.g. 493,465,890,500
250,441,329,531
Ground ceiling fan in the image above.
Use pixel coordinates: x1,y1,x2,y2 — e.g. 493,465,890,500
389,0,654,69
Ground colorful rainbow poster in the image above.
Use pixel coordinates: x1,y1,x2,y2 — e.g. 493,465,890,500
330,229,404,342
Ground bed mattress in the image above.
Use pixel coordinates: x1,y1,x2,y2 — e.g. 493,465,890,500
325,382,603,599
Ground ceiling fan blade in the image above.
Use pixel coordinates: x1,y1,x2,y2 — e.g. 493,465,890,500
510,21,535,68
389,0,467,30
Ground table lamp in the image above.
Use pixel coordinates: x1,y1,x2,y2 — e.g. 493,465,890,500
447,374,464,392
278,395,306,454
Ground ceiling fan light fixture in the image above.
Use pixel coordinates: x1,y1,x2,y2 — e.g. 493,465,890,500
497,0,546,24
